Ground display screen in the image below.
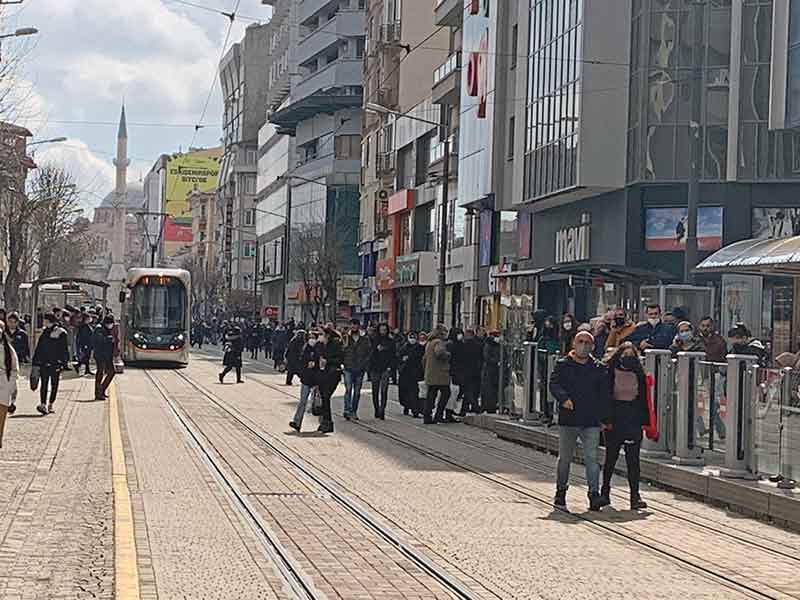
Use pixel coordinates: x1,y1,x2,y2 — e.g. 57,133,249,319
131,277,187,333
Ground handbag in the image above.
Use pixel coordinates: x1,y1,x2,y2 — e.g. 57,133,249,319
310,388,322,416
30,366,40,391
643,373,659,441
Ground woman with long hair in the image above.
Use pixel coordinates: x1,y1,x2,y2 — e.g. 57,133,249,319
0,320,19,447
559,313,577,355
600,342,650,510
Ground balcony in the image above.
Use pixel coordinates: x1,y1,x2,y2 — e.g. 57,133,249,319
376,152,395,175
428,134,459,180
432,52,461,105
435,0,463,27
296,11,365,67
295,58,363,102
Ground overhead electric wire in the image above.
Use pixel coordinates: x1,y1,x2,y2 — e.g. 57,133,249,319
164,0,264,23
47,119,221,129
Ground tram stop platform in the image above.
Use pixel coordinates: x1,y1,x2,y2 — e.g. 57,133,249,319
464,413,800,530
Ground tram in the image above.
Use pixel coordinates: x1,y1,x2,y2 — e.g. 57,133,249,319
120,268,191,366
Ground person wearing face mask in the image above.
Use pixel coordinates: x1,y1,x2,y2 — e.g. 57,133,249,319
369,323,396,420
549,331,611,511
0,320,18,446
315,327,343,434
32,312,70,415
669,321,703,355
605,308,636,350
458,329,484,416
342,320,370,420
422,325,452,424
92,315,116,401
480,330,501,414
218,325,245,384
397,332,425,417
536,317,560,353
5,312,29,366
559,313,577,355
285,329,307,385
289,331,321,432
600,342,651,510
446,327,466,422
75,313,95,376
727,323,768,367
628,304,676,352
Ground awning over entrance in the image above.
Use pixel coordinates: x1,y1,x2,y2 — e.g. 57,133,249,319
491,263,677,282
695,236,800,275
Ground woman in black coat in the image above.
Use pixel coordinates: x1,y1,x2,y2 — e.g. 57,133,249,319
285,330,307,385
601,342,650,510
481,331,501,414
218,326,244,384
397,332,425,417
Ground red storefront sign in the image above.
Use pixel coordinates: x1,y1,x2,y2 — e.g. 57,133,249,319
388,189,414,215
164,218,193,243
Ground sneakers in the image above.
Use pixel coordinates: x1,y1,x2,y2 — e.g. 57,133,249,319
317,422,334,434
554,489,567,510
588,493,604,512
218,373,224,384
48,404,55,414
343,411,351,421
7,403,16,415
289,421,300,432
36,403,48,416
630,495,648,510
597,494,611,509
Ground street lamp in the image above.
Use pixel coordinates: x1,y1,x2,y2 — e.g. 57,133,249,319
365,102,453,326
0,27,38,39
28,136,67,146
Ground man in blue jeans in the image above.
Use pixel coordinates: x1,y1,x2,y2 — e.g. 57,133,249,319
549,330,610,512
342,319,371,420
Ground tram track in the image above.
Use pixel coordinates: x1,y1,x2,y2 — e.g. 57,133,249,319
216,363,799,600
144,367,493,600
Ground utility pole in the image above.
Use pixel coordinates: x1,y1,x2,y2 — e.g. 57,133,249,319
684,0,704,284
253,238,259,321
435,123,451,326
281,182,292,321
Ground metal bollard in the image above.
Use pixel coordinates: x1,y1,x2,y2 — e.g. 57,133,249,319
673,351,705,465
719,354,758,479
642,349,673,458
522,342,537,422
547,352,560,426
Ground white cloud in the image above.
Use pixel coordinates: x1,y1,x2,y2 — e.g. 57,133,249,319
34,139,115,211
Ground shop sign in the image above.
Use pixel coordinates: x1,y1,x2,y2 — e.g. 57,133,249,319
263,306,279,319
388,189,414,215
466,27,489,118
376,258,395,290
488,263,512,295
555,213,591,264
395,255,419,287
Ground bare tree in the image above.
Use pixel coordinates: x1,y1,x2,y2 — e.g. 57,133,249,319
181,255,225,319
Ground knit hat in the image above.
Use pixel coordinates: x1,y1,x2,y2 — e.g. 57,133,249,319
574,331,595,344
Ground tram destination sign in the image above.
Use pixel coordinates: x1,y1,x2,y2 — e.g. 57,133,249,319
554,213,591,264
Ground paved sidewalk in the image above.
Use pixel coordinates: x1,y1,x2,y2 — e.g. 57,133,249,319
0,371,114,600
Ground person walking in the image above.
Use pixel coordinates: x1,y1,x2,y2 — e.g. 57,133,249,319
75,312,94,376
458,329,484,416
93,314,116,401
32,312,70,415
397,331,425,417
289,330,321,432
285,330,306,385
422,325,452,424
315,326,343,434
600,342,650,510
5,312,29,366
342,319,370,420
481,330,501,414
0,320,19,444
272,323,289,369
549,330,610,511
218,325,244,383
263,323,274,361
368,323,396,420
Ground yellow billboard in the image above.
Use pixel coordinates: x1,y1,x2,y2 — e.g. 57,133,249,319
164,148,221,221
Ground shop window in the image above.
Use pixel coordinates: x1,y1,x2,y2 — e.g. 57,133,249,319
498,211,517,262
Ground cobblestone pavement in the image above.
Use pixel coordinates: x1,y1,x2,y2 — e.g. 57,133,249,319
116,368,288,600
186,349,800,600
0,371,114,600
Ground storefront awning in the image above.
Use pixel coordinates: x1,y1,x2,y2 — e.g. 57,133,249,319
695,236,800,275
491,263,677,282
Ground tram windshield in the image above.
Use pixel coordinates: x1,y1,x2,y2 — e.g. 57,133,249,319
131,276,186,333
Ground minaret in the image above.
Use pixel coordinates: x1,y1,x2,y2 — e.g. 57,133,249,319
107,103,129,285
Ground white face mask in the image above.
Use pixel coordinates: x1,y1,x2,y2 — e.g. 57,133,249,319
319,335,328,344
563,322,573,331
456,334,464,341
648,318,660,327
408,337,416,344
307,338,317,346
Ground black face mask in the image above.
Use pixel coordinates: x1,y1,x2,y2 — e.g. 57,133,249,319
614,317,625,327
621,355,639,370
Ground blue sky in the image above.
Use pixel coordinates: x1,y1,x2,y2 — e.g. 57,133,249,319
3,0,270,209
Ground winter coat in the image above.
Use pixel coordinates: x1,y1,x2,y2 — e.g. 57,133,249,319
732,339,768,367
669,335,704,356
273,329,289,355
607,366,649,440
299,343,322,387
317,335,344,392
7,327,29,363
549,353,611,428
77,323,93,351
222,330,244,367
423,337,451,386
32,325,69,369
92,325,115,362
343,333,371,371
481,337,502,409
699,332,727,363
369,334,396,373
459,338,484,384
448,339,466,385
398,341,425,382
0,339,19,407
626,321,676,351
605,321,636,349
286,336,305,372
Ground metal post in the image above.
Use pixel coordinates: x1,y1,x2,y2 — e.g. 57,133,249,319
720,354,758,478
684,0,704,284
281,182,292,322
673,351,705,465
435,128,451,326
777,368,797,488
547,351,560,426
522,342,536,422
253,239,259,321
642,349,674,458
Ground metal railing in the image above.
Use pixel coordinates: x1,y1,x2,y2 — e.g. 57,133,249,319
433,52,461,86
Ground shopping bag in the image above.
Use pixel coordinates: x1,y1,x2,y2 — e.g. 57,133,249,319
643,373,659,441
29,366,40,391
310,388,322,416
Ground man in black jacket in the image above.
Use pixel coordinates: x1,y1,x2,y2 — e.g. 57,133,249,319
5,312,29,364
93,315,116,400
458,329,484,416
549,330,610,511
369,323,396,420
75,313,95,376
32,312,70,415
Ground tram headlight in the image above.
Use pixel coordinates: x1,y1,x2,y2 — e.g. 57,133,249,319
171,333,186,348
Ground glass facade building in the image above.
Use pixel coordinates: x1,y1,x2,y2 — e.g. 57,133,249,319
524,0,582,201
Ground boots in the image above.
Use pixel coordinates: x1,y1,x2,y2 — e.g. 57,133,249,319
317,421,334,434
588,492,604,512
598,482,611,508
630,493,648,510
554,489,567,510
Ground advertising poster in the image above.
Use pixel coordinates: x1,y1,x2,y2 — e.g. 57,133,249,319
645,206,723,251
164,149,222,242
751,208,800,239
517,213,531,259
479,209,493,266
